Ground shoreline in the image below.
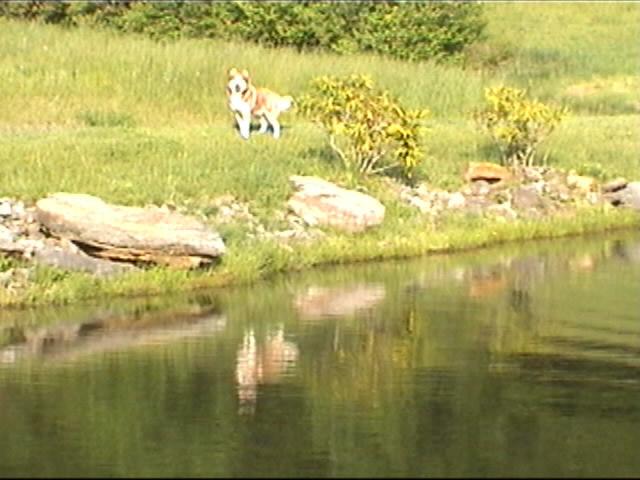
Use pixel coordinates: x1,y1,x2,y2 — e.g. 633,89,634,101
1,206,638,309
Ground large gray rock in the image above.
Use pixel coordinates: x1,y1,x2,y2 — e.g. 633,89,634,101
34,243,138,277
606,181,640,210
35,193,226,268
616,182,640,210
602,177,628,194
287,176,385,232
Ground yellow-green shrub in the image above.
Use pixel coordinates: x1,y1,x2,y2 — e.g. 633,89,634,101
299,74,428,179
475,86,568,166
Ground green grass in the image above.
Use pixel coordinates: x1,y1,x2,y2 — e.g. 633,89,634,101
0,2,639,307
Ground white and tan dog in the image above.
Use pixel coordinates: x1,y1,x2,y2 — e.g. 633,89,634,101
226,67,293,140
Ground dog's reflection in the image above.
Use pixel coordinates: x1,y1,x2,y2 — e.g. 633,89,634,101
235,327,299,414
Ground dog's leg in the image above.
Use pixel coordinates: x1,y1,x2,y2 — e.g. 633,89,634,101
235,112,251,140
266,113,281,139
258,116,269,134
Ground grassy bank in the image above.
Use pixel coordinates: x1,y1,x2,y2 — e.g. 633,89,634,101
1,3,639,307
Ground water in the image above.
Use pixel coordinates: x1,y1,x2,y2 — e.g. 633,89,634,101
1,231,639,477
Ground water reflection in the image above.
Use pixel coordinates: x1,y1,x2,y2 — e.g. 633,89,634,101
236,326,299,415
293,284,386,320
0,232,639,477
0,303,226,365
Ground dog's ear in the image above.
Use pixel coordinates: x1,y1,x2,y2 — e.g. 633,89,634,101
228,67,239,78
241,69,250,80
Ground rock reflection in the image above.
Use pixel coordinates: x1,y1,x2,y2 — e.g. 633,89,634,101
0,304,226,365
293,284,386,320
236,327,299,415
467,269,507,299
611,238,640,264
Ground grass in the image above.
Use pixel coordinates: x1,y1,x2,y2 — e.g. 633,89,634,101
0,2,639,307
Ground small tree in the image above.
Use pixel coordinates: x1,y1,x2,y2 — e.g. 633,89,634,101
475,86,568,167
299,74,428,179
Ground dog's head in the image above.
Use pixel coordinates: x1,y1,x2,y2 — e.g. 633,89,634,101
227,67,251,97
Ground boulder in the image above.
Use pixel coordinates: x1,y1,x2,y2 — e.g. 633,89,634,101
464,162,512,184
33,243,138,277
35,193,226,268
602,177,628,194
605,182,640,210
287,176,385,232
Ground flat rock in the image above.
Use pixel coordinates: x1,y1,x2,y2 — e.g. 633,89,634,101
287,176,385,232
464,162,512,184
35,193,226,268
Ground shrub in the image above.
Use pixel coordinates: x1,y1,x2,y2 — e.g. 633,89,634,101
299,74,429,179
0,1,486,63
475,86,568,167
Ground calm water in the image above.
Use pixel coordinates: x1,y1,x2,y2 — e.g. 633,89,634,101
1,231,639,477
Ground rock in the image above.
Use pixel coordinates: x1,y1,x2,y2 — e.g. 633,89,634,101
33,244,137,277
406,195,432,213
463,196,493,216
0,225,43,257
11,201,25,219
602,177,628,194
464,162,512,184
469,180,491,196
35,193,226,268
512,185,545,211
447,192,466,209
605,182,640,210
0,200,12,217
566,172,596,192
520,166,544,182
545,179,571,202
0,224,15,245
287,176,385,232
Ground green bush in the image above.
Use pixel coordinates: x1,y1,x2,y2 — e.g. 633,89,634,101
475,86,568,167
299,74,428,179
0,1,486,63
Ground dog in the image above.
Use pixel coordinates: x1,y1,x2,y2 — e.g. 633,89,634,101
226,67,293,140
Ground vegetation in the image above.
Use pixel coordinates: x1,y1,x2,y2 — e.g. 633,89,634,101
0,0,486,63
475,86,568,167
0,2,639,307
299,74,428,178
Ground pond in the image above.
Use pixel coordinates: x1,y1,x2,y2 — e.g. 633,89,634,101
1,230,639,477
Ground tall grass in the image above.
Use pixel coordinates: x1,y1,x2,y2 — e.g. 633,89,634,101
482,2,640,113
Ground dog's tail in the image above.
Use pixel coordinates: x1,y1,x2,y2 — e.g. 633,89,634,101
278,95,294,112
